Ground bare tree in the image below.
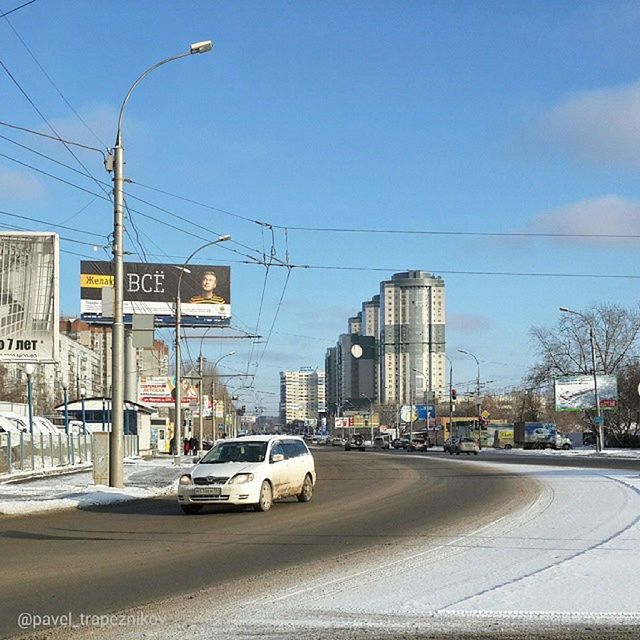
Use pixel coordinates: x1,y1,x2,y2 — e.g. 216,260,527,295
528,303,640,446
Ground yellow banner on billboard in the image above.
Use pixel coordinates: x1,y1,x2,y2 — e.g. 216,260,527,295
81,273,114,288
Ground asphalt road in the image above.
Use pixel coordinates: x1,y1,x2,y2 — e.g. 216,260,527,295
0,448,538,639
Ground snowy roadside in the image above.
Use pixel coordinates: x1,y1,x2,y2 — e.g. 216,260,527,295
0,456,186,516
30,455,640,640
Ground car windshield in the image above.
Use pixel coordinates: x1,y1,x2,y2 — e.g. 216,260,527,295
200,441,267,464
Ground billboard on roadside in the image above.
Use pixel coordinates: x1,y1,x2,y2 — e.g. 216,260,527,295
80,261,231,327
0,232,59,363
554,374,618,411
137,376,198,407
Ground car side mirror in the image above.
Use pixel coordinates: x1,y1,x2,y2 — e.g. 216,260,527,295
271,453,284,463
193,458,201,464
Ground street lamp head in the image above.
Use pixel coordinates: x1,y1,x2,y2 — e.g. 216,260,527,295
190,40,213,55
457,349,468,355
80,387,86,398
24,363,35,376
559,307,571,313
217,234,231,242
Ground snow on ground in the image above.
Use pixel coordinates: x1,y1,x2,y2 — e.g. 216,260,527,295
0,456,188,515
39,454,640,639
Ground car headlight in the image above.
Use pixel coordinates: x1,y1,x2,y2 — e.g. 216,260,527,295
179,474,192,486
228,473,254,485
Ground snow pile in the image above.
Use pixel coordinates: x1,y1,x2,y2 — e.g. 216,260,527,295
0,457,184,515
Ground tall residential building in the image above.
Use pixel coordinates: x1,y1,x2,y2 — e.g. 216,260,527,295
361,295,381,402
347,312,362,336
324,346,338,417
380,270,445,405
279,368,326,425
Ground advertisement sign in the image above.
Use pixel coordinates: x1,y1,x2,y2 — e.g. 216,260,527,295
554,375,618,411
0,232,59,363
335,417,353,428
137,376,198,407
80,261,231,327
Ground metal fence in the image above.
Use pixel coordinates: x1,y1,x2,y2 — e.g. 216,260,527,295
0,432,138,476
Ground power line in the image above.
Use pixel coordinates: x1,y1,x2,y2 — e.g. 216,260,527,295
0,0,36,19
0,120,104,154
0,59,111,200
2,14,108,148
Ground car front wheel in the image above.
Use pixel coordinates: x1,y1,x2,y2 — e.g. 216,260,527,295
297,474,313,503
254,481,273,512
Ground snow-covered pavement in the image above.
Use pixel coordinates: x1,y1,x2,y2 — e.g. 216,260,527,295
0,457,187,515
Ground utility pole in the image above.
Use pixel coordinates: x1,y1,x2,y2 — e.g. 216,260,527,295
198,354,204,454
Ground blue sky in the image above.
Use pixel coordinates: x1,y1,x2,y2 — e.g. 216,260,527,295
2,1,640,413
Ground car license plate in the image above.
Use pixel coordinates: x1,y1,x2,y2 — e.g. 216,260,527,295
194,487,221,496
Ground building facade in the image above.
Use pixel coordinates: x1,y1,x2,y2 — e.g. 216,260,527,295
279,368,326,425
380,271,446,405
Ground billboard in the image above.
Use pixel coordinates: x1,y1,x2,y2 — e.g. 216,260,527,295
137,376,198,408
0,232,59,363
554,374,618,411
80,261,231,327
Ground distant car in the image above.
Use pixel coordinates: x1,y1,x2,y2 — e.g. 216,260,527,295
345,433,366,452
373,435,391,449
177,435,316,514
407,438,428,452
455,438,479,455
444,437,461,454
391,438,410,449
331,436,346,446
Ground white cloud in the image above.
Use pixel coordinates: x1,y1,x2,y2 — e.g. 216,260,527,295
538,80,640,167
530,195,640,244
0,167,45,200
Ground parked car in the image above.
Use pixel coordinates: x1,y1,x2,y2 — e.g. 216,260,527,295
455,437,480,455
177,435,316,514
345,433,366,451
331,436,346,446
443,437,461,454
391,438,410,449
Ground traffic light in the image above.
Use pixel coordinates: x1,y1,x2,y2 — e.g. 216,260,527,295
241,405,246,415
451,388,457,401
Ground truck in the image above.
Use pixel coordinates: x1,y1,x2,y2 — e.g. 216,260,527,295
514,422,572,450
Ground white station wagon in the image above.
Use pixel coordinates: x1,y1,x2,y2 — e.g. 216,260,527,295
177,435,316,514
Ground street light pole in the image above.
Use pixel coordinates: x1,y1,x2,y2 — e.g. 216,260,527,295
109,40,213,487
25,364,34,469
560,307,604,451
444,354,454,444
174,235,231,465
199,350,235,451
458,349,481,448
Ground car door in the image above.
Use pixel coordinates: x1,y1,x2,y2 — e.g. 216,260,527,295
282,439,307,495
268,441,292,498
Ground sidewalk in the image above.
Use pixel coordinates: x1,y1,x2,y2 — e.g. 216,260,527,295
0,456,192,516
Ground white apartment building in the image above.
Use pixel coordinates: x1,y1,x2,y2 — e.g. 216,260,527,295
279,368,326,425
380,271,446,405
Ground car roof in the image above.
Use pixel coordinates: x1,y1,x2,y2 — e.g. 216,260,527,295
222,435,304,444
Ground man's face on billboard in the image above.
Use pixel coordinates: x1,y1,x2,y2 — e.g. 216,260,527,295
202,272,217,292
